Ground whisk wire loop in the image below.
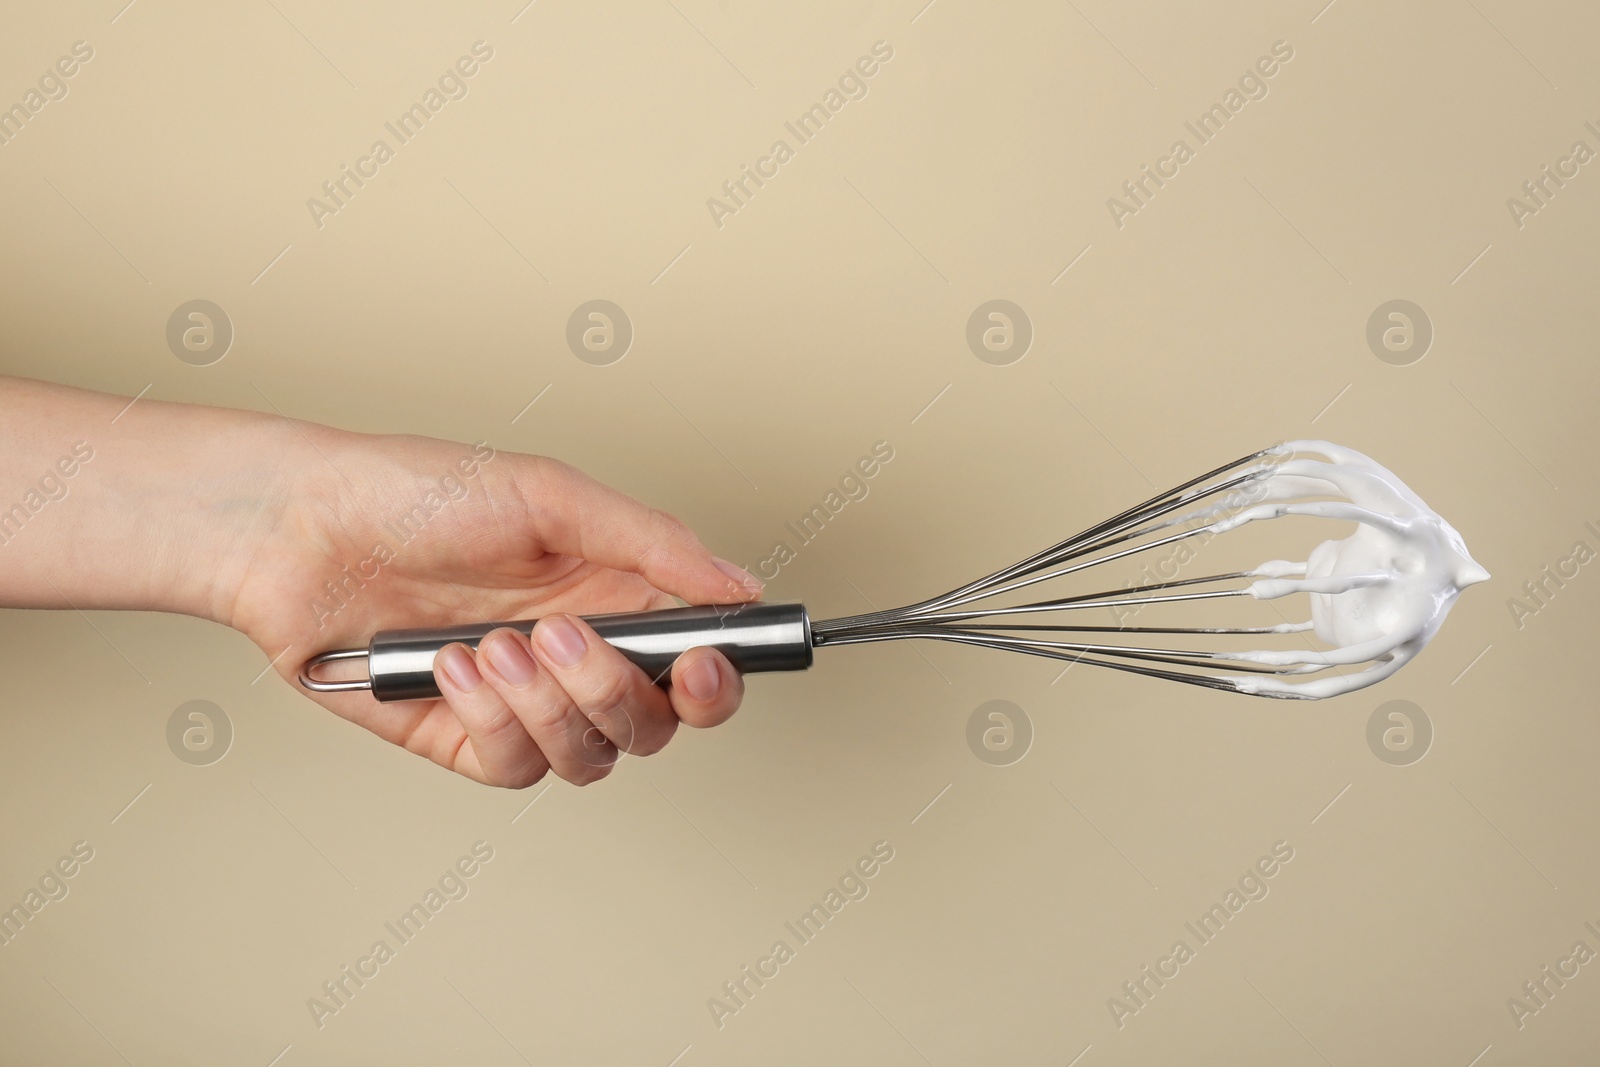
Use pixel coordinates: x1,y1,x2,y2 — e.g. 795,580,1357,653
809,445,1358,698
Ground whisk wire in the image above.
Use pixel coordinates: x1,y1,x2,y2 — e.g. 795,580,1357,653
824,450,1275,635
809,444,1361,698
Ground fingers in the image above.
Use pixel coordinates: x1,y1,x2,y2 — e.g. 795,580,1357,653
514,457,763,605
434,623,747,789
668,647,745,729
433,643,550,789
524,615,680,758
475,627,619,786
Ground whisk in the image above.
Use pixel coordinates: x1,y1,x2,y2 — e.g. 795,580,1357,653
299,441,1487,702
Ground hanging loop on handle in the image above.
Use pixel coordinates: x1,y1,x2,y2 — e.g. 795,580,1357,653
299,648,373,693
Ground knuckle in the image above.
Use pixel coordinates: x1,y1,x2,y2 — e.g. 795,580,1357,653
503,761,549,790
649,507,686,534
587,667,638,721
518,689,574,733
525,454,576,495
568,760,612,787
630,717,677,756
474,704,527,747
645,508,699,556
575,719,612,758
537,455,576,479
587,701,630,741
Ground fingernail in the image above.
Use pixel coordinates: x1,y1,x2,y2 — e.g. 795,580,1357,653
682,656,721,702
713,557,762,596
534,616,587,668
485,631,538,685
437,645,482,692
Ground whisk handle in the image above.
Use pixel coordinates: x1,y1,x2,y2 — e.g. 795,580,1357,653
301,603,814,703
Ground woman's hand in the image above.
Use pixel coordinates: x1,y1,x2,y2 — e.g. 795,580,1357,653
227,427,764,788
0,376,763,789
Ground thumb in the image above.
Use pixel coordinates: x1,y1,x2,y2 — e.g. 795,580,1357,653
513,456,762,604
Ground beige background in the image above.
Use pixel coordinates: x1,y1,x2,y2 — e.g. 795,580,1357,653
2,0,1598,1063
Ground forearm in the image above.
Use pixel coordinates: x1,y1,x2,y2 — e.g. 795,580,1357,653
0,375,309,623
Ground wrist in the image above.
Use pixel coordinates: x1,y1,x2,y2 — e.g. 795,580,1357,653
162,407,330,626
92,398,318,625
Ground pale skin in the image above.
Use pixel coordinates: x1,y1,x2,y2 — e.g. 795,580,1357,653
0,375,763,788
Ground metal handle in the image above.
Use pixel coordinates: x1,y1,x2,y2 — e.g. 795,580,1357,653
300,602,813,703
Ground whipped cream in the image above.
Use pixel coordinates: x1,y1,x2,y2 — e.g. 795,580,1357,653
1173,441,1489,699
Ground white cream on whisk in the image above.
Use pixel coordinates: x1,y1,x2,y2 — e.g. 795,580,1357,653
1177,441,1489,698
